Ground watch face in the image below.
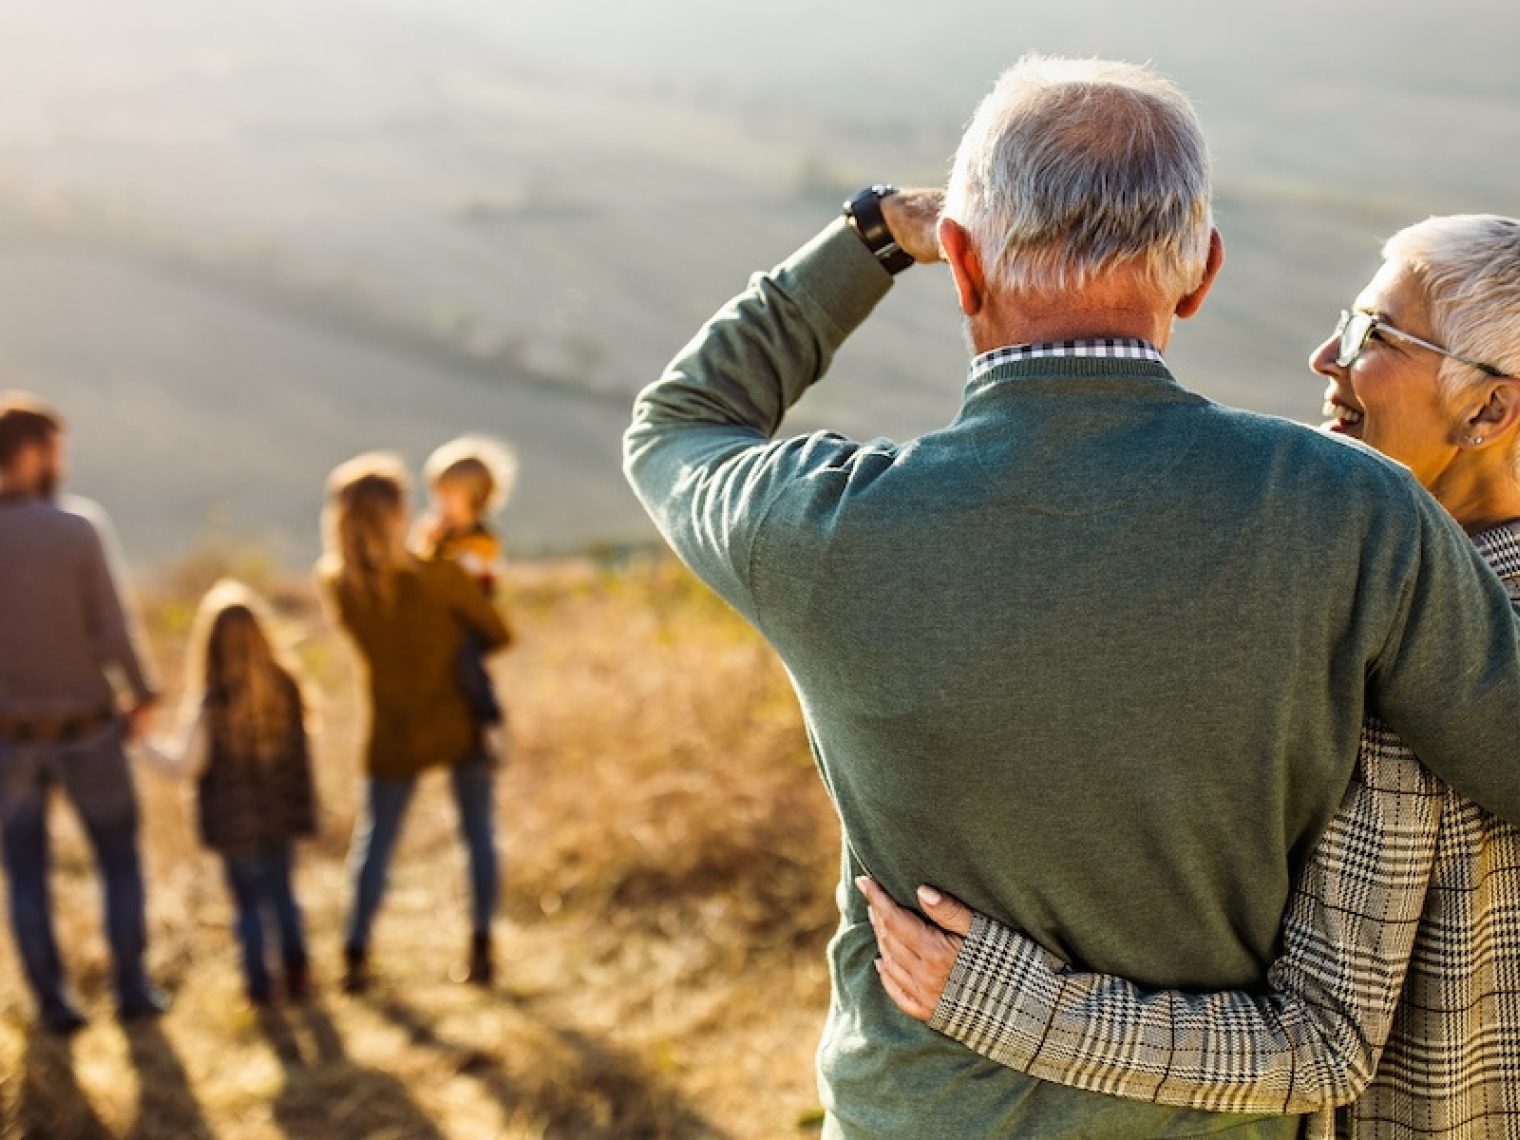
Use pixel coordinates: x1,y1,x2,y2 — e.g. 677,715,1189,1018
845,185,896,215
843,185,912,274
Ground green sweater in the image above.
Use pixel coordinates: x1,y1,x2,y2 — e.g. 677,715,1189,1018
623,221,1520,1138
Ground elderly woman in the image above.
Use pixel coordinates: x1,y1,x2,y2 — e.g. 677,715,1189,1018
318,453,512,993
862,214,1520,1137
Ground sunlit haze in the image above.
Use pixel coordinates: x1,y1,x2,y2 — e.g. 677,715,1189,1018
1,0,1515,564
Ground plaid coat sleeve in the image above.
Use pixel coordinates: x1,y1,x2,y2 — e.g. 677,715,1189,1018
927,722,1444,1128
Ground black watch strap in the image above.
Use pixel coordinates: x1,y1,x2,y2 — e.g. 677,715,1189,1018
843,184,915,276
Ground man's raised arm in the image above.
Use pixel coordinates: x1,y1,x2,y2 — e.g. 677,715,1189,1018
621,190,941,620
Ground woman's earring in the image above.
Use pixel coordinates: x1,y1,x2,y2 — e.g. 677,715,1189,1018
1466,434,1486,445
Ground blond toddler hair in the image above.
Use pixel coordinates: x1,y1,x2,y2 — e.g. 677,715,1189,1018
423,436,518,519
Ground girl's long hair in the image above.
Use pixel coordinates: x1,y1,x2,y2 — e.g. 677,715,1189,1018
321,452,411,607
180,579,305,762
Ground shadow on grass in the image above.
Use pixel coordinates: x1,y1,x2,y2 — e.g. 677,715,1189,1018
10,1030,113,1140
372,993,727,1140
122,1018,215,1140
255,998,446,1140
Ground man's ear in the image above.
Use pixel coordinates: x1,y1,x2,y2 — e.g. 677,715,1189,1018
0,442,40,495
1175,228,1225,321
939,217,984,317
1463,379,1520,446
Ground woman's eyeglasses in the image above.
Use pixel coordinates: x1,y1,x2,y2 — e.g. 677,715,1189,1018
1334,309,1510,378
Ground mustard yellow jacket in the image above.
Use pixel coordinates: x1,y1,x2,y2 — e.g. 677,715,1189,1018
319,556,510,779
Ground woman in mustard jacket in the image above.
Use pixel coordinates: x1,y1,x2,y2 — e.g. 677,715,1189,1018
318,452,511,993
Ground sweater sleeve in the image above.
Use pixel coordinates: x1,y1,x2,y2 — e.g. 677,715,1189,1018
1369,487,1520,824
78,503,160,705
925,722,1442,1125
622,220,892,623
442,560,511,651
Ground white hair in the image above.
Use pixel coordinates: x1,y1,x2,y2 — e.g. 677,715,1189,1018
1382,215,1520,392
944,54,1213,300
1384,215,1520,477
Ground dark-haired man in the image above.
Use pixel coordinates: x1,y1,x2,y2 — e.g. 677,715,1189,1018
0,393,165,1032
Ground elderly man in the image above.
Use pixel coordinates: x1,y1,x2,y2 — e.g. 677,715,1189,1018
0,393,166,1033
624,56,1520,1138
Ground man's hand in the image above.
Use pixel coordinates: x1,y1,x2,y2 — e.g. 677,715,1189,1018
857,875,974,1022
880,188,946,264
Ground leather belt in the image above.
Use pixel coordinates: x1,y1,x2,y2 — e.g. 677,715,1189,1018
0,708,116,745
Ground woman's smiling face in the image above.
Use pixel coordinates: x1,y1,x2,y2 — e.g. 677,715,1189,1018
1312,259,1471,488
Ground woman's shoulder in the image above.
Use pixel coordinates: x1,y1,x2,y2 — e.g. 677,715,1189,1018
317,556,432,602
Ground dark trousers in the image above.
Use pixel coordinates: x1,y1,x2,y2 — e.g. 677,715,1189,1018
0,723,151,1012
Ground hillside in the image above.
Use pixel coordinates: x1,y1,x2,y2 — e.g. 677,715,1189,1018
5,0,1519,567
0,556,840,1139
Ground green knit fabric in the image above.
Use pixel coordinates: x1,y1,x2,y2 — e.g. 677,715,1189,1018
624,221,1520,1139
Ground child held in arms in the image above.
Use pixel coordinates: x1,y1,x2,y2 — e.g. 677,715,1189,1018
415,436,517,759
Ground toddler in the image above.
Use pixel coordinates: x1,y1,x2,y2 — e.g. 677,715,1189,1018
416,436,517,755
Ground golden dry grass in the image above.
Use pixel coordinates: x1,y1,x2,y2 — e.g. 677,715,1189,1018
0,556,841,1139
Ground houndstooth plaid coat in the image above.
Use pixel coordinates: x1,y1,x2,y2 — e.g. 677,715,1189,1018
929,521,1520,1139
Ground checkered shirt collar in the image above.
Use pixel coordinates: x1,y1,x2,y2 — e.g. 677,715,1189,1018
1472,519,1520,587
967,338,1166,385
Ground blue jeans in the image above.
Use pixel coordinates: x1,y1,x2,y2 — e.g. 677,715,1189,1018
344,756,498,952
0,723,151,1010
222,845,307,999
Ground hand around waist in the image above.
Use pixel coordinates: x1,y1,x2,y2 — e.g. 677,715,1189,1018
857,876,976,1023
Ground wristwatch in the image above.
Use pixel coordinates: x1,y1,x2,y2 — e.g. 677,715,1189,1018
843,184,915,275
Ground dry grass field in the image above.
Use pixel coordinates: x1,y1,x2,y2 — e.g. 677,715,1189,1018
0,555,841,1139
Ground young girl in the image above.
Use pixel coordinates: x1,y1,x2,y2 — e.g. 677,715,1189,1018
147,580,317,1007
414,436,517,753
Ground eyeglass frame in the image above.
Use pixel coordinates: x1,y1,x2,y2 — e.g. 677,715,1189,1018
1334,308,1511,379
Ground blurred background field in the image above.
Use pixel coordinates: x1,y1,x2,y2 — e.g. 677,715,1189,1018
0,553,840,1139
1,0,1517,568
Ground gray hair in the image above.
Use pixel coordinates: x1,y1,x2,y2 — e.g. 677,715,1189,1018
1384,215,1520,476
1382,215,1520,393
944,54,1213,299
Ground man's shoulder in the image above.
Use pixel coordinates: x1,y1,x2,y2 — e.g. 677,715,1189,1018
57,493,126,544
0,494,105,545
1201,404,1421,496
746,432,908,526
56,492,107,520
